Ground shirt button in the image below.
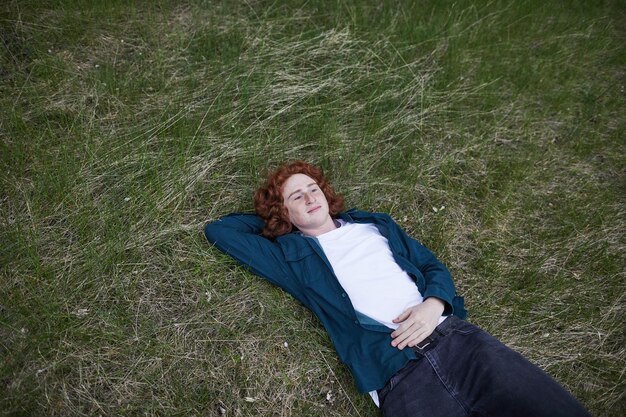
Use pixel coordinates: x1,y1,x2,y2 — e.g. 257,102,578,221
341,293,347,298
354,320,359,324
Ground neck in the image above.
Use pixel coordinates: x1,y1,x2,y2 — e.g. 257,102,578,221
300,218,337,237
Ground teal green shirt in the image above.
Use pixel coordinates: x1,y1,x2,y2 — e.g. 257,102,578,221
204,209,466,393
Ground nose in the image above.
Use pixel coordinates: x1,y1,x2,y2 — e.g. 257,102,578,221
304,192,316,204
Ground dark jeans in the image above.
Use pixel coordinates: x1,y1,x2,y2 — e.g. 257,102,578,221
378,316,592,417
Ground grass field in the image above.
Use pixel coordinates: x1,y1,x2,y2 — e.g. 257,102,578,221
1,0,624,416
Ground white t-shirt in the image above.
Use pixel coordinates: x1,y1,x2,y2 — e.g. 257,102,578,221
314,220,445,406
315,220,425,328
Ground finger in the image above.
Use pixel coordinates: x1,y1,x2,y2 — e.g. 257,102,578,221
397,326,425,349
393,320,433,349
393,318,426,337
407,325,438,348
406,331,428,348
391,315,426,338
390,318,414,339
392,308,412,324
391,321,420,347
398,328,428,350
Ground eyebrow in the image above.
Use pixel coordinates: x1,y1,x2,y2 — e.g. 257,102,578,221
287,183,318,199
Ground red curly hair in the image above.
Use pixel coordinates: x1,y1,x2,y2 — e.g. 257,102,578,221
254,161,345,238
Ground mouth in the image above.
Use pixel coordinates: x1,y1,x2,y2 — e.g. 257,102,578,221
307,206,321,214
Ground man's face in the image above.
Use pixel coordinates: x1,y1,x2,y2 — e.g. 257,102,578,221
281,173,332,234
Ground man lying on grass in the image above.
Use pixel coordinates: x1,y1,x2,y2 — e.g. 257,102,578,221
204,160,591,417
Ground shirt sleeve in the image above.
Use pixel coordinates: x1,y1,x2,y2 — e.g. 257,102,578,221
204,213,299,294
390,217,460,316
